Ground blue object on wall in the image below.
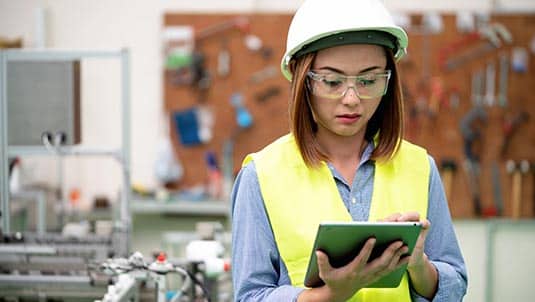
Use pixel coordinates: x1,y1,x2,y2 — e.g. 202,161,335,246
173,108,202,146
230,93,253,129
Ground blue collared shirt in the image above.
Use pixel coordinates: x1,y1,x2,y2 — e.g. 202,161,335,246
231,142,467,301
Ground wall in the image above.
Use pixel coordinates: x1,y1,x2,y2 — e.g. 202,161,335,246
455,220,535,302
1,0,534,208
0,0,164,209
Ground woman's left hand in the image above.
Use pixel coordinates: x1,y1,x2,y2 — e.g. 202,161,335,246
380,212,437,299
379,212,430,270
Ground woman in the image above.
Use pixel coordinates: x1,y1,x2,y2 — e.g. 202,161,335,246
231,0,467,301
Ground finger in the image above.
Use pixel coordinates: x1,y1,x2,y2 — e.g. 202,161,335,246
398,211,420,222
379,213,402,222
367,241,404,272
349,237,376,270
396,252,410,268
388,245,409,271
316,250,332,274
416,219,431,243
381,241,404,261
420,219,431,230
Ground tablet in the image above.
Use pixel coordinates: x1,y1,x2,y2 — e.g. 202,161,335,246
304,221,422,288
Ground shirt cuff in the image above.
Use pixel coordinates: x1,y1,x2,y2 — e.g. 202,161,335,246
411,261,467,302
292,287,306,302
256,285,304,302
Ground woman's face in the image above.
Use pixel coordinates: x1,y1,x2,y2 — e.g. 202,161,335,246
308,44,387,140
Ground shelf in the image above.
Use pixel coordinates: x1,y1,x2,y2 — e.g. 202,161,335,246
8,145,122,157
130,199,230,216
2,48,126,61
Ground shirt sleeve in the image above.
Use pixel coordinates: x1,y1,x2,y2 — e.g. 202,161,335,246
231,162,304,302
410,156,468,302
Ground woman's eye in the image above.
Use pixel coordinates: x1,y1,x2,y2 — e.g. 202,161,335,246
358,78,377,86
322,77,343,87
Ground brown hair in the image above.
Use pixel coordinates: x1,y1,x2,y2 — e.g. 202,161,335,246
288,48,404,167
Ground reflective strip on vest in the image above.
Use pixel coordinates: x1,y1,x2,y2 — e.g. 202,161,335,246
243,134,429,302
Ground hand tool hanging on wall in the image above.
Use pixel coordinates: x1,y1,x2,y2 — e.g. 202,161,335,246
217,38,231,78
249,66,278,84
171,16,258,89
440,159,458,203
205,151,223,199
255,86,281,103
497,53,509,107
455,11,476,33
195,16,266,57
471,69,484,106
507,160,530,219
500,111,530,158
439,23,512,71
437,31,480,70
511,47,529,73
230,93,253,129
489,161,505,216
171,50,211,90
459,105,487,216
484,62,496,106
448,88,461,110
195,16,250,42
401,79,420,141
427,77,445,117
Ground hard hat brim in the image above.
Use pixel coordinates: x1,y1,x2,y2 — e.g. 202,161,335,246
293,30,397,59
281,27,408,81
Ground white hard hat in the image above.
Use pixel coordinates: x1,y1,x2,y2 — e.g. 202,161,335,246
281,0,408,81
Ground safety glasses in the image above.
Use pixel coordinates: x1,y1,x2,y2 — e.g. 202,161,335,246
306,70,391,100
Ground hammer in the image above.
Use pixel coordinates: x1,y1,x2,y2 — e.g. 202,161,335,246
507,160,530,219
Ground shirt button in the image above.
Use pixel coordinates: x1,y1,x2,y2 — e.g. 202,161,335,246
351,197,357,204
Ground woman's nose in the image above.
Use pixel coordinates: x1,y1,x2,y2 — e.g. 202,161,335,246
341,86,362,105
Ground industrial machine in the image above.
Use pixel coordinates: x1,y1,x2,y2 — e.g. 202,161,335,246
0,49,232,302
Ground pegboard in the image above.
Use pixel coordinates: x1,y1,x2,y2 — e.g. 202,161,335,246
400,14,535,219
163,13,535,219
163,14,293,193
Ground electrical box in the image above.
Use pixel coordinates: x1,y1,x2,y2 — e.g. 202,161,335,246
7,60,81,145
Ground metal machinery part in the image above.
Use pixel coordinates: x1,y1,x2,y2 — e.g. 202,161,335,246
96,252,194,302
0,49,132,302
95,251,230,302
0,232,116,301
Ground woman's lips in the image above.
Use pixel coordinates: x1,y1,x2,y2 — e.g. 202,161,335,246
336,114,360,124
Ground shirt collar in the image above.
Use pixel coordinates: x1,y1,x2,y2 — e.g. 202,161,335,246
360,140,375,167
326,140,375,183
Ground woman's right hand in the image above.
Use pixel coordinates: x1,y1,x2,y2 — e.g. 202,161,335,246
299,238,409,302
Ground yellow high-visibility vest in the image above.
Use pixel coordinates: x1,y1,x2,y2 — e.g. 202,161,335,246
243,134,429,301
